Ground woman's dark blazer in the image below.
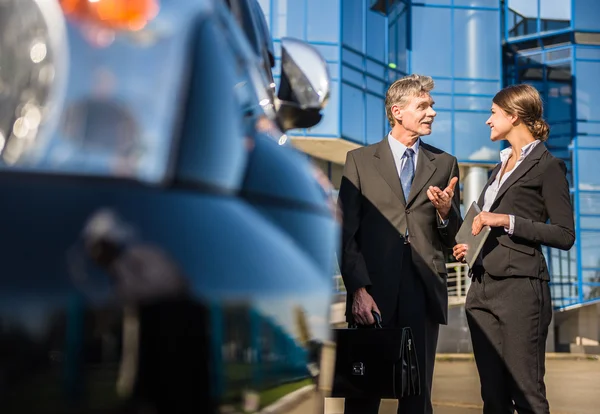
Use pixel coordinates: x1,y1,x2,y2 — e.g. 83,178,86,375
476,142,575,280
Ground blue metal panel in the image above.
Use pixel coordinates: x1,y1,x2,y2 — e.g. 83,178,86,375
503,0,508,41
338,0,344,138
411,3,498,11
505,27,573,44
572,139,584,303
407,1,413,73
362,0,368,144
536,0,541,34
572,44,583,305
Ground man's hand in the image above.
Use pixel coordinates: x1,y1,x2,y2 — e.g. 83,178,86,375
472,212,510,236
453,243,468,263
427,177,458,220
352,287,381,325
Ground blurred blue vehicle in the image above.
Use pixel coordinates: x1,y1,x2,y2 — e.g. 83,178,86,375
0,0,338,413
224,0,339,285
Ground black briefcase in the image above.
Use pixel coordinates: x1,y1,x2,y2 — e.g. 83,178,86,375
331,312,421,399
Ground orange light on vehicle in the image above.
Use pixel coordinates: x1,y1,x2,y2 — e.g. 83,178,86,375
59,0,159,31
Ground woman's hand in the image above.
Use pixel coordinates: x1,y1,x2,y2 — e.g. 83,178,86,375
472,212,510,236
453,244,468,263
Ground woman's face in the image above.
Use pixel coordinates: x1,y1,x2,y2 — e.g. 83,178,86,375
486,103,514,142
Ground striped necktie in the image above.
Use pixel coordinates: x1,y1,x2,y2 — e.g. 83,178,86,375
400,148,415,202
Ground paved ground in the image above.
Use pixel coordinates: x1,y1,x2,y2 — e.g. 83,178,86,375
319,359,600,414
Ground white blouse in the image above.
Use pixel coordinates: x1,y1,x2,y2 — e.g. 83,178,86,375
482,140,541,234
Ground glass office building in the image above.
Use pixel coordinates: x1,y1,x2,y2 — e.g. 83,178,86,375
257,0,600,311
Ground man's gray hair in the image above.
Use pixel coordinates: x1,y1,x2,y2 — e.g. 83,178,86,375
385,74,435,127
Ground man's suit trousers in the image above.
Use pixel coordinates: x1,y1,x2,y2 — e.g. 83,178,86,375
344,247,440,414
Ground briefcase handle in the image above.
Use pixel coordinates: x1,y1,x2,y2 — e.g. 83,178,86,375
372,311,383,328
349,311,383,329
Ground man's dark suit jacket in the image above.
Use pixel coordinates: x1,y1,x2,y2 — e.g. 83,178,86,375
338,138,462,325
476,142,575,278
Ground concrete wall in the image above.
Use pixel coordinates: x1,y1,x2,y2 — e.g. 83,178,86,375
555,303,600,354
437,305,473,353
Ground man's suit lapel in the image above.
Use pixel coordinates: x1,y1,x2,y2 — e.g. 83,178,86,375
406,145,436,207
489,143,546,210
374,138,406,205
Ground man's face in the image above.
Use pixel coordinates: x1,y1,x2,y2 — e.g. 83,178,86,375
392,93,437,136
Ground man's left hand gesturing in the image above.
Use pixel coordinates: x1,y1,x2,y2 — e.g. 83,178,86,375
427,176,458,220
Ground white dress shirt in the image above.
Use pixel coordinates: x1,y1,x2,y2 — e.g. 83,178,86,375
387,133,448,227
482,140,541,234
388,132,420,179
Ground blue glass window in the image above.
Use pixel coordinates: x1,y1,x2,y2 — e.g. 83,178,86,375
518,52,543,65
328,63,340,80
540,0,571,31
342,0,364,53
307,81,340,136
431,94,453,110
546,48,571,62
366,9,386,62
307,0,340,42
577,149,600,191
454,9,500,79
582,278,600,301
523,80,546,97
314,44,340,62
546,79,572,123
546,249,577,282
271,0,288,38
388,19,398,69
454,96,491,111
577,47,600,60
576,60,600,122
574,0,599,31
578,137,600,148
453,111,500,162
507,0,537,38
548,122,571,136
366,60,386,80
419,0,451,4
367,76,386,96
366,94,386,144
388,13,408,73
284,0,305,39
578,123,600,135
581,216,600,230
433,78,453,94
580,231,600,269
579,192,600,215
273,41,282,58
454,80,499,95
342,48,363,70
341,83,365,143
342,65,364,87
411,7,452,77
425,111,453,154
454,0,499,7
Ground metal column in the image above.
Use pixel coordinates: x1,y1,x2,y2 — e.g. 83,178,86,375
462,166,489,211
461,166,489,291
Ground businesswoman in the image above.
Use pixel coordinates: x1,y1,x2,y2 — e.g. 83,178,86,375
453,84,575,414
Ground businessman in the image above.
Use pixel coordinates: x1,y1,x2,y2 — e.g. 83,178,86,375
338,74,461,414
